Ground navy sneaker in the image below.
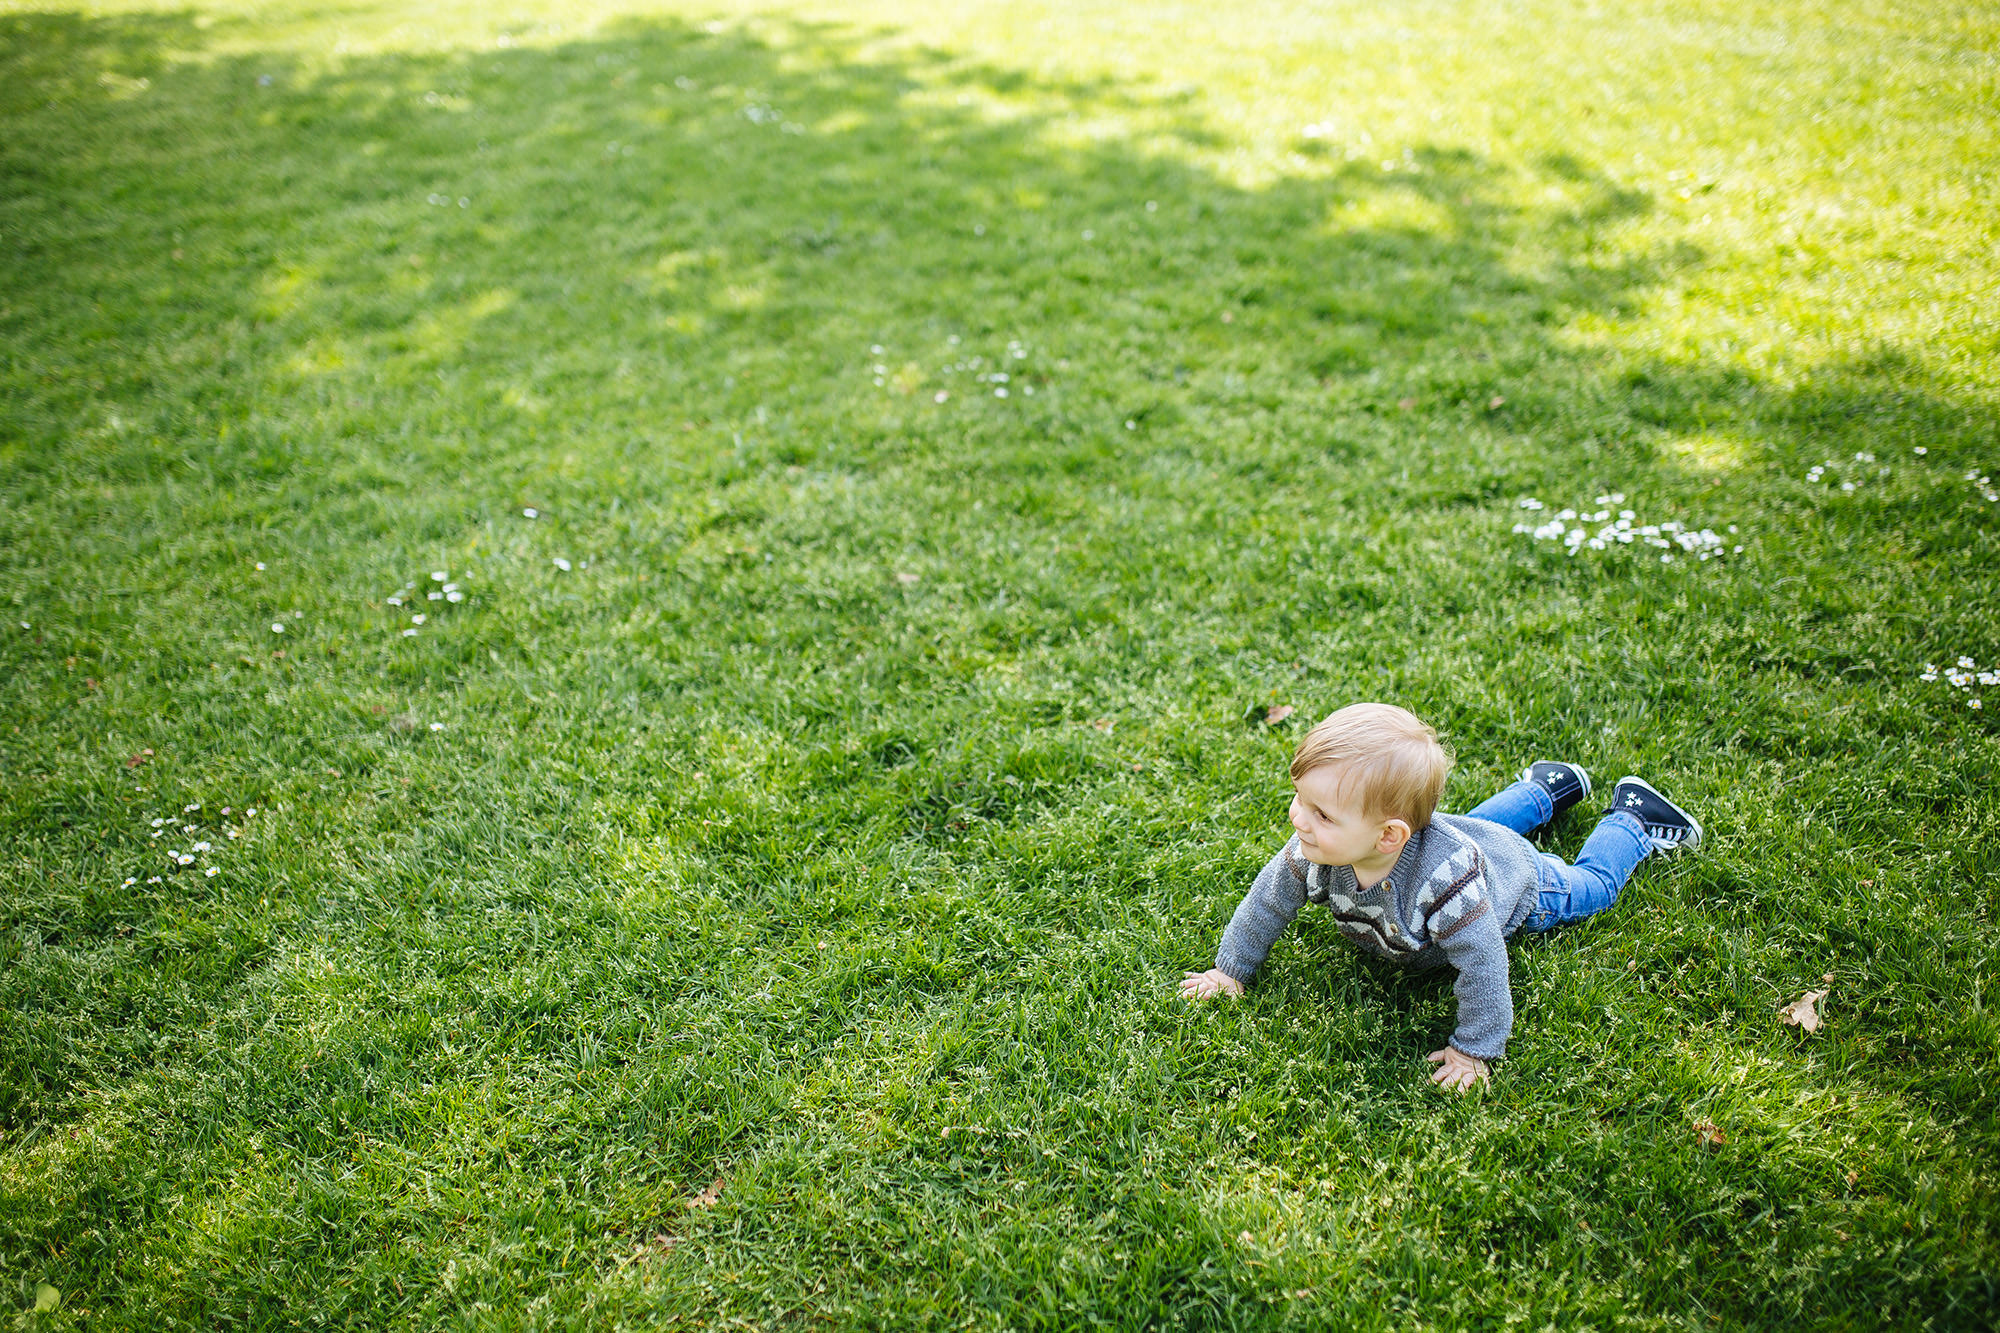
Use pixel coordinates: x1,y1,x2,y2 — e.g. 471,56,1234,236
1608,777,1703,853
1519,761,1592,823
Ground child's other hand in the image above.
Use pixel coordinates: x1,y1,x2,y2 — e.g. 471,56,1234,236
1179,969,1245,1000
1426,1048,1491,1092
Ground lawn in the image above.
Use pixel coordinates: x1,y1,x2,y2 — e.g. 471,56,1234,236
2,0,1997,1327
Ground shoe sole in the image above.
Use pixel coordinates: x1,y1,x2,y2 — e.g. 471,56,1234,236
1614,775,1703,852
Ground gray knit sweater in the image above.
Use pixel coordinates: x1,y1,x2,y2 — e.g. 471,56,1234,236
1212,814,1543,1060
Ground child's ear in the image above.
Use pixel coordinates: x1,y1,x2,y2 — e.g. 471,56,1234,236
1377,819,1412,856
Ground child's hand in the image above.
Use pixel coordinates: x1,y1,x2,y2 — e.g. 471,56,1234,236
1179,969,1245,1000
1426,1047,1491,1092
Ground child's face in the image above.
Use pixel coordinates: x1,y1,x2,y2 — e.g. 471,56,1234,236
1289,764,1395,866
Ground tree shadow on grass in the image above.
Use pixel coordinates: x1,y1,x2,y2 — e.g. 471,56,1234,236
2,7,1998,1329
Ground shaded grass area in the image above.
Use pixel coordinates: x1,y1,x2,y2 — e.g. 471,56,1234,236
1,1,1997,1328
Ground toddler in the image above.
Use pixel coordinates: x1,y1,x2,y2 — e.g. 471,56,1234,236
1179,702,1701,1090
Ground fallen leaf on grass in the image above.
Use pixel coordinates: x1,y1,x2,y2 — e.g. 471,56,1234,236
689,1178,723,1209
1265,704,1295,725
1778,989,1829,1032
1488,395,1507,409
1692,1119,1726,1149
1089,717,1115,732
895,571,920,585
125,748,154,768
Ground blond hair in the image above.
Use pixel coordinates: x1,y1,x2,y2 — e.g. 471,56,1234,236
1290,702,1453,829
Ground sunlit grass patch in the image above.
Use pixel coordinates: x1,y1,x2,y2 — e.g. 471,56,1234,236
2,0,1997,1328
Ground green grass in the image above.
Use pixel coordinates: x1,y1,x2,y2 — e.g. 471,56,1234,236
3,0,1998,1327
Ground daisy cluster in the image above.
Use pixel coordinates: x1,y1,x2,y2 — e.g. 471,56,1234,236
912,335,1038,404
741,102,803,134
130,802,257,887
1899,446,1994,504
1512,493,1742,562
1805,452,1889,493
386,570,465,638
1919,656,1994,710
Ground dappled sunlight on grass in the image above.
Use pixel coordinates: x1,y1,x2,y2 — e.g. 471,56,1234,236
2,0,1998,1327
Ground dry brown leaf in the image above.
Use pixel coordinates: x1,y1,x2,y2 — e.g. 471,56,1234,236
125,748,154,768
689,1178,723,1209
1692,1119,1726,1149
1265,704,1295,725
1778,988,1829,1032
1089,717,1115,732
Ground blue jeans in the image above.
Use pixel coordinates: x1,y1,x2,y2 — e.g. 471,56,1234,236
1462,781,1651,934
